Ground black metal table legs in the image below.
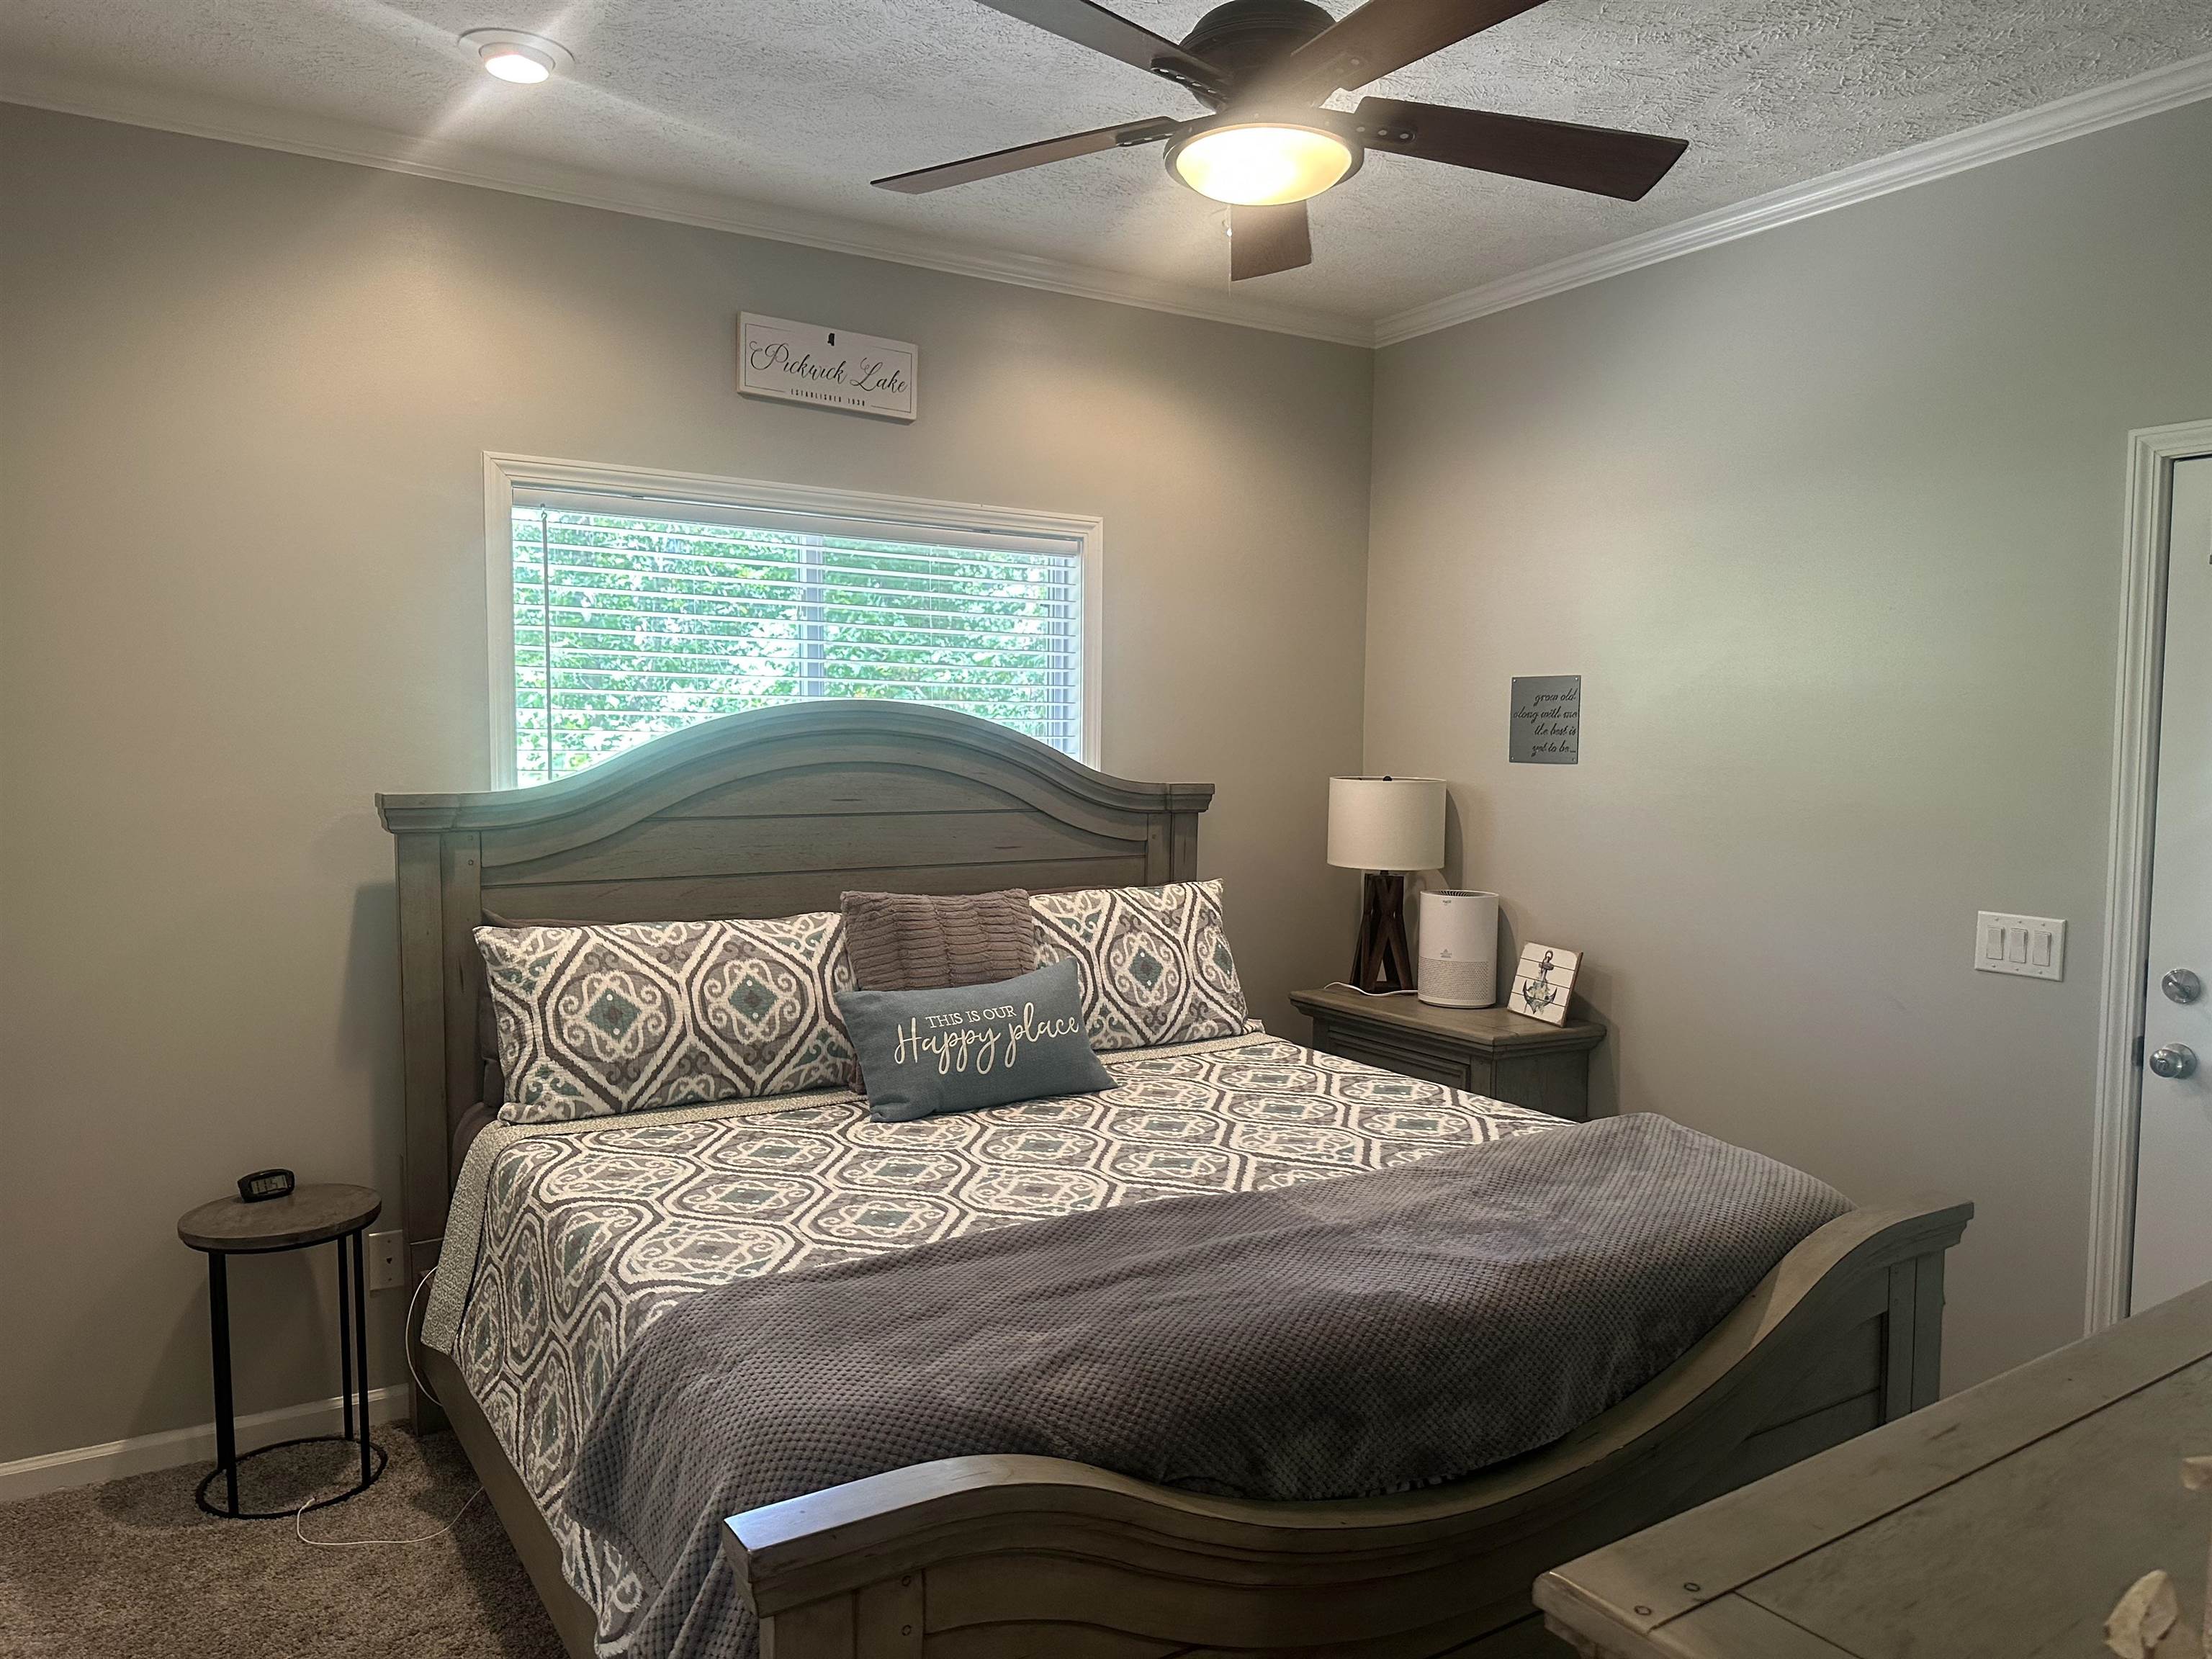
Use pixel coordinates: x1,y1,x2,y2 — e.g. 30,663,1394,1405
351,1228,372,1491
195,1228,389,1519
334,1229,372,1488
208,1251,236,1516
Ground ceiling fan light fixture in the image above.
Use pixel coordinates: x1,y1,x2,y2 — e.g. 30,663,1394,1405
1167,120,1359,205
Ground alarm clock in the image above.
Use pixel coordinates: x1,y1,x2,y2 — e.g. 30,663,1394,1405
236,1167,295,1204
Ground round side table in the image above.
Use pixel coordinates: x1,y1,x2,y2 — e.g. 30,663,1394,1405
177,1182,389,1519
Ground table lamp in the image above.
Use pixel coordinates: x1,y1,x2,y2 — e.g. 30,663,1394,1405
1328,775,1446,994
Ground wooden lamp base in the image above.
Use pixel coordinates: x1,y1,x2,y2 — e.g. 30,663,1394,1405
1350,871,1414,994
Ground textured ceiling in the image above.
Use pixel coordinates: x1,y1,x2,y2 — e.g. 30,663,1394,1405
4,0,2208,326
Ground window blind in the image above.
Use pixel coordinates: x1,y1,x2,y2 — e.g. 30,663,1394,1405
509,489,1085,785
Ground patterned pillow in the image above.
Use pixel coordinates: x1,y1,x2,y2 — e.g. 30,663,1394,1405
476,914,856,1125
1030,879,1251,1053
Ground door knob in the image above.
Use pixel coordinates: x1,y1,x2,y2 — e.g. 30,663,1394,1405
2149,1043,2198,1079
2162,968,2202,1004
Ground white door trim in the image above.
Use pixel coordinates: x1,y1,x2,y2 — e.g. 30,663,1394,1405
2087,418,2212,1333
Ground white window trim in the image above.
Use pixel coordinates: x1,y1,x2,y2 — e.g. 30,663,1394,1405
482,452,1105,788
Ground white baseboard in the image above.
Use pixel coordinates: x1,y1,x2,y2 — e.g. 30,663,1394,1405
0,1385,412,1503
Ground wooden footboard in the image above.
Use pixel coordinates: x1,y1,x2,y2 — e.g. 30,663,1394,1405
722,1200,1970,1659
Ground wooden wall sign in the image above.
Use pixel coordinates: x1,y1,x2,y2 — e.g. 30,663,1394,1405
739,313,917,421
1510,675,1580,764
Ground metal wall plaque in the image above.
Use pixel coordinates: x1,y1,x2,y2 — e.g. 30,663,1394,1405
1510,675,1581,764
739,313,917,421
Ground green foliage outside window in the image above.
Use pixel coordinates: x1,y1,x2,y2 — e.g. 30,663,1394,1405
513,507,1081,784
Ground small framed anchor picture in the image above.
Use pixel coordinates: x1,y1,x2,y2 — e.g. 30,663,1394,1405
1511,943,1581,1026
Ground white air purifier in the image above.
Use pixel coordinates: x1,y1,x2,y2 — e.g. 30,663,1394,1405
1418,889,1498,1008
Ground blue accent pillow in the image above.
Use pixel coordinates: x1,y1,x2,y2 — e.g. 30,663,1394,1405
837,958,1114,1123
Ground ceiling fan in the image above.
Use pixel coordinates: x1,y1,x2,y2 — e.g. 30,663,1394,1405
872,0,1690,281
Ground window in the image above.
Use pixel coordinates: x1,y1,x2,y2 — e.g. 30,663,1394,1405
485,457,1101,787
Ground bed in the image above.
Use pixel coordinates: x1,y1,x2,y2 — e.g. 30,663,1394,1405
378,699,1969,1659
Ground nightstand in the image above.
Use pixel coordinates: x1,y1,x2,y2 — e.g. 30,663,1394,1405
1290,985,1605,1120
177,1182,387,1518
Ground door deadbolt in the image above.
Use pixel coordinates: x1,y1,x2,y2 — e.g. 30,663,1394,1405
2162,968,2202,1004
2149,1043,2198,1079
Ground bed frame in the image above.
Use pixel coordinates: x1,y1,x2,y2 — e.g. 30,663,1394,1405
379,699,1970,1659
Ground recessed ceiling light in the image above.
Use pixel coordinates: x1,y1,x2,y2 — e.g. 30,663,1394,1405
484,46,551,83
458,29,573,86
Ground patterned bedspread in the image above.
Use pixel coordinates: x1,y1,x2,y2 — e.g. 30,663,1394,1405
428,1033,1562,1640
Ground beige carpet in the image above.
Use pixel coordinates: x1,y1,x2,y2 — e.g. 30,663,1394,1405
0,1428,565,1658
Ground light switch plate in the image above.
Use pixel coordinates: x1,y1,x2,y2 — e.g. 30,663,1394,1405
367,1230,405,1292
1976,912,2065,981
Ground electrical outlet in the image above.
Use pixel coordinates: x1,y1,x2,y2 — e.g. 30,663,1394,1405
1975,912,2065,981
367,1230,405,1292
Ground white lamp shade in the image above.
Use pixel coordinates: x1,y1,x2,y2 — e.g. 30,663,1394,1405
1328,776,1446,871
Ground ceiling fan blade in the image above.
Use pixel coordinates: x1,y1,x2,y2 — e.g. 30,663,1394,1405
875,117,1182,194
1228,201,1311,280
972,0,1229,99
1248,0,1551,102
1355,97,1686,199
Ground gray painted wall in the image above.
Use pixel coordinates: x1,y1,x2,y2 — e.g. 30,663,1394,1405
1365,96,2212,1389
9,82,2206,1467
0,105,1373,1462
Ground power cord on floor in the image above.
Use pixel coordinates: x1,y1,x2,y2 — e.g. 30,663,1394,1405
403,1269,441,1411
294,1483,485,1549
290,1270,484,1548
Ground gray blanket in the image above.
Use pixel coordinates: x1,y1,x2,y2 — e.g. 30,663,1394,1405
566,1112,1850,1659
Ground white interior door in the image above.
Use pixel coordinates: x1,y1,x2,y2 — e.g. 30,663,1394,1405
2132,454,2212,1315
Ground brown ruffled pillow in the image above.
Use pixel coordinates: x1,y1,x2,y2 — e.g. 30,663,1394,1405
840,889,1035,992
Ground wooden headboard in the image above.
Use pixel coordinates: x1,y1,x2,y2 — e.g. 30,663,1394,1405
376,699,1214,1281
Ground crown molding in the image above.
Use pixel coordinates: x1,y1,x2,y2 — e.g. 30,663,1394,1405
7,48,2211,355
1372,48,2212,348
0,65,1375,349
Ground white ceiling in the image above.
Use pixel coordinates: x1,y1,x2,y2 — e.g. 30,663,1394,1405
4,0,2208,333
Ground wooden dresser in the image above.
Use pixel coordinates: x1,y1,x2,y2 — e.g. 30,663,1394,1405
1536,1280,2212,1658
1290,984,1604,1120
